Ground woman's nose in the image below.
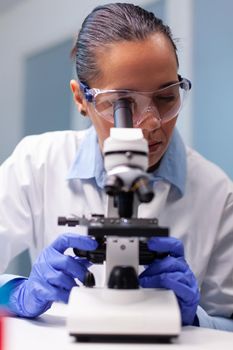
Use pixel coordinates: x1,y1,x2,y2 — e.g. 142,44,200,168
137,106,161,130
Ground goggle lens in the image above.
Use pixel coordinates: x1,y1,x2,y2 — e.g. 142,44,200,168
93,81,189,127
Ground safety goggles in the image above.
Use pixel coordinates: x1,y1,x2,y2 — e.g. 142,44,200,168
79,75,191,127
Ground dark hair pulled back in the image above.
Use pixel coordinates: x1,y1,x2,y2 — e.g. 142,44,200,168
74,3,178,85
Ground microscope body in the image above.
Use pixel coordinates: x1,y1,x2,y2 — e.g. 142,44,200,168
104,127,151,283
60,100,181,341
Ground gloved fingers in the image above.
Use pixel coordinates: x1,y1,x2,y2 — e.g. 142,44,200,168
139,271,194,290
139,256,188,278
147,237,184,257
183,270,198,289
48,254,89,281
139,273,186,289
74,257,92,268
168,270,195,289
33,249,90,285
32,280,71,304
51,233,98,253
46,271,77,291
139,274,163,288
58,289,71,304
49,285,72,304
161,273,199,304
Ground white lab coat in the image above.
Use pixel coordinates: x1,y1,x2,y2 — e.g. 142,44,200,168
0,129,233,319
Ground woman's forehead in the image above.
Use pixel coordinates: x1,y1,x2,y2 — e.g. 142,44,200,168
92,33,178,90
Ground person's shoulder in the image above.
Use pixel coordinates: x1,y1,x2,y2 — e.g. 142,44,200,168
17,129,88,151
10,129,90,166
14,129,87,155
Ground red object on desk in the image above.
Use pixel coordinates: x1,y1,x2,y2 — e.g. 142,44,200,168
0,315,4,350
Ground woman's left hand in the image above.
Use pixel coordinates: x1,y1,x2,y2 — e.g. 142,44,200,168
139,237,200,326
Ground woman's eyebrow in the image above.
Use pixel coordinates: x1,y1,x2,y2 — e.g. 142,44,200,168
158,80,179,89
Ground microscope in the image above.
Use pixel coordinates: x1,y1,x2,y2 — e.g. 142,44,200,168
58,98,181,342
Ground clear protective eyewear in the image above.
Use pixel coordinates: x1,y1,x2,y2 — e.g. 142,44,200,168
79,75,191,127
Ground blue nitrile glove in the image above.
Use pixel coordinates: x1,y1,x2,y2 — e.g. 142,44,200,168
139,237,200,326
7,233,98,318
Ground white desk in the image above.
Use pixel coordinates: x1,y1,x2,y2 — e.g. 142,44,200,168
4,303,233,350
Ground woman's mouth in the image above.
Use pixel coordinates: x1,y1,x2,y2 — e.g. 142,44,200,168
148,141,163,152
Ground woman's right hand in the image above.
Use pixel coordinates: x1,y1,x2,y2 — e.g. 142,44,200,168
7,233,98,318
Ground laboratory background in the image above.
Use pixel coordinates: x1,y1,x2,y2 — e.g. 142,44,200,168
0,0,233,274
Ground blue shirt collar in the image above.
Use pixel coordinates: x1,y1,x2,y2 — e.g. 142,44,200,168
152,128,187,198
67,126,187,198
67,126,105,188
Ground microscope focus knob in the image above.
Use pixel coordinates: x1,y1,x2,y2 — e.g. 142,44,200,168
104,175,123,196
108,266,139,289
83,271,96,288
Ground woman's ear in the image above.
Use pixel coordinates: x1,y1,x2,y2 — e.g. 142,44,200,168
70,79,88,116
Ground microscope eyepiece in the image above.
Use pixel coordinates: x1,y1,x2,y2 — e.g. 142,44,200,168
114,98,133,128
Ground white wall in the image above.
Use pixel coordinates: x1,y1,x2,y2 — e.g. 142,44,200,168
0,0,156,163
166,0,193,146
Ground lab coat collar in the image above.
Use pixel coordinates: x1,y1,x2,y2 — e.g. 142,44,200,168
67,126,187,198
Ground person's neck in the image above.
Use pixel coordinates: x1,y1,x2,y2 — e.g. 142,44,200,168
148,158,162,173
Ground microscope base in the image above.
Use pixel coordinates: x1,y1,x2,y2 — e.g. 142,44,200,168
67,286,181,342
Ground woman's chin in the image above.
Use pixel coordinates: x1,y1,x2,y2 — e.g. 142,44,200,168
148,143,165,168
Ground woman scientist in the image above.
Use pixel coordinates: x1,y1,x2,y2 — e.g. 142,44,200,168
0,3,233,330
